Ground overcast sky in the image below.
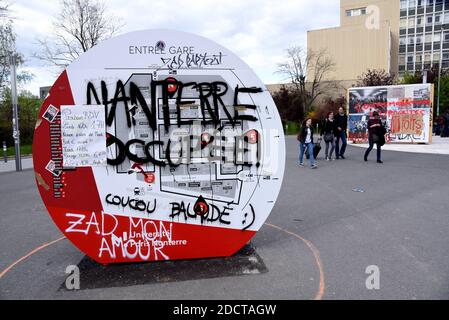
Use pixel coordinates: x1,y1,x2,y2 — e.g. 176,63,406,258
8,0,340,96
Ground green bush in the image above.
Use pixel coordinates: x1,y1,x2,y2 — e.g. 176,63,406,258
284,121,300,135
5,144,32,156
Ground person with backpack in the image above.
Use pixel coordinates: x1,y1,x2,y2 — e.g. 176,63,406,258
297,118,318,169
334,107,348,159
320,112,336,161
364,111,386,164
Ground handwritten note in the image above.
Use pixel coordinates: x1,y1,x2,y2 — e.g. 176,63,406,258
61,105,107,167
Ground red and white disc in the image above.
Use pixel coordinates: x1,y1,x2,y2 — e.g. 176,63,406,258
33,30,285,264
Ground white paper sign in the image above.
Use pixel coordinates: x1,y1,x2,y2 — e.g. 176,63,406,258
61,105,107,167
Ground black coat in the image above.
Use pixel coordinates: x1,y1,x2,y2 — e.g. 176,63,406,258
320,119,336,136
367,118,386,145
298,126,314,144
334,113,348,134
367,119,383,136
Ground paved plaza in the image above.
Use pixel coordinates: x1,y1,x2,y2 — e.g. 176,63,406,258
1,137,449,299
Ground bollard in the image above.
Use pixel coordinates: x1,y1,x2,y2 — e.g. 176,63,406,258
3,141,7,163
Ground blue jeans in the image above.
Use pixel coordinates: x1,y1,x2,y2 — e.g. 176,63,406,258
335,131,347,157
299,143,315,166
364,137,381,161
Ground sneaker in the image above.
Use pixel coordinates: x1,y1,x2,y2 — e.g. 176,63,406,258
299,163,305,167
377,160,383,164
340,155,346,159
325,157,330,161
311,164,318,169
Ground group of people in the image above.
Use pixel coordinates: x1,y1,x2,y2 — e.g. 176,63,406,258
297,107,386,168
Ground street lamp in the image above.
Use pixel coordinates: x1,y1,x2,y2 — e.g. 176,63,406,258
10,55,22,171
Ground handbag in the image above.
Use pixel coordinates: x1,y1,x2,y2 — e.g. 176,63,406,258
379,135,386,146
324,133,334,142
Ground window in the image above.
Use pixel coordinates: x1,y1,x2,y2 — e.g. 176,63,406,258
418,0,425,7
400,36,407,45
410,0,417,7
435,14,442,24
425,33,433,42
442,51,449,60
408,36,415,45
409,17,416,28
401,0,408,9
433,52,441,62
416,35,424,44
346,8,367,17
427,14,433,24
416,54,423,63
400,18,408,28
417,16,423,26
434,32,442,42
444,31,449,41
425,53,432,62
399,55,406,64
444,12,449,23
407,55,415,63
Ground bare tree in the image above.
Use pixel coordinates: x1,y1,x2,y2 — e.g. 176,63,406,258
0,1,32,95
277,46,337,116
35,0,124,67
0,1,8,18
0,0,10,94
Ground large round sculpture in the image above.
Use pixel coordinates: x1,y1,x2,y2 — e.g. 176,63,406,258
33,29,285,264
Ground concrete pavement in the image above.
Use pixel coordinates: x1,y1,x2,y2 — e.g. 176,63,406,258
1,137,448,299
0,157,33,173
350,135,449,155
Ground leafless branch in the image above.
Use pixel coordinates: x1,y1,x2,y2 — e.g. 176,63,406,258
0,0,9,17
276,46,336,116
34,0,124,68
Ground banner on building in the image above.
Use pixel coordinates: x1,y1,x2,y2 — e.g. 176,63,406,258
33,30,286,264
348,84,433,144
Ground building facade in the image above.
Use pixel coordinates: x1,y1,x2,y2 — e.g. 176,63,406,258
308,0,449,83
308,0,400,84
399,0,449,76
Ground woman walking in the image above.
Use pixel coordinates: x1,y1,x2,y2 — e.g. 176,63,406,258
297,118,318,169
364,111,386,164
320,112,336,161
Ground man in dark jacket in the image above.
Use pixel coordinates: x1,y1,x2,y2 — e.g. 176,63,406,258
334,107,348,159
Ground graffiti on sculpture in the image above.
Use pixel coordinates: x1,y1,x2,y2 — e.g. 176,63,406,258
33,30,285,264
